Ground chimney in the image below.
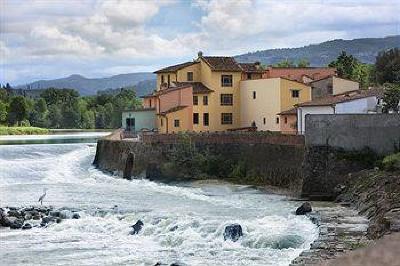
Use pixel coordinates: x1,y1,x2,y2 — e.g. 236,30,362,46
198,51,203,58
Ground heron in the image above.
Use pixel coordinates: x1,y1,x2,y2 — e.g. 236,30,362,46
38,188,48,205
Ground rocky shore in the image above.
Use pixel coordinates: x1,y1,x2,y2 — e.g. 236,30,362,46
292,168,400,266
0,206,81,230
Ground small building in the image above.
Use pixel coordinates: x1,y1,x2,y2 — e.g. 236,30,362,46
240,78,312,131
310,75,359,99
122,108,157,133
296,88,383,134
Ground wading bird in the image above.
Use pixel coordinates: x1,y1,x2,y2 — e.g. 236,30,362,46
38,188,48,205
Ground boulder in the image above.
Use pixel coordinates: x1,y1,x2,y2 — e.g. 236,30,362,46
130,220,144,235
72,213,80,219
169,225,178,232
22,223,32,230
0,210,12,227
9,219,24,229
59,210,73,219
7,210,22,218
223,224,243,242
49,211,61,217
295,202,312,215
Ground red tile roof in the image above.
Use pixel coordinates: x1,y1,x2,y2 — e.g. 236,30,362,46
278,107,297,115
154,61,199,74
173,82,213,94
238,63,265,73
201,56,242,72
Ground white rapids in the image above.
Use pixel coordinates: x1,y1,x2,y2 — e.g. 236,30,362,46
0,135,318,266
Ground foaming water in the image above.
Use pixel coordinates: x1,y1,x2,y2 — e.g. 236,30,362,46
0,138,318,266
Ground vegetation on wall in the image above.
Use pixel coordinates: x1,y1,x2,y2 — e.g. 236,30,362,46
0,86,141,129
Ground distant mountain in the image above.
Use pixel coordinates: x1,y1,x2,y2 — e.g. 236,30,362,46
235,35,400,66
16,72,156,96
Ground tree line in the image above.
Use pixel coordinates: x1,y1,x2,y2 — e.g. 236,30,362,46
0,87,141,129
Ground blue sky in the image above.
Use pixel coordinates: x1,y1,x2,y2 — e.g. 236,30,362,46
1,0,399,85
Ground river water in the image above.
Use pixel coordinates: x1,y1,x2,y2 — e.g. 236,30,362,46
0,133,318,266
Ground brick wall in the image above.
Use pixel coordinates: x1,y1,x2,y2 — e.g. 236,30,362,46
141,132,304,145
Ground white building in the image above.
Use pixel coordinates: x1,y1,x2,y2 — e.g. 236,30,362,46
296,89,383,134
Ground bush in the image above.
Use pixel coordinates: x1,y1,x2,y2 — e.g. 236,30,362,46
382,153,400,171
0,126,49,135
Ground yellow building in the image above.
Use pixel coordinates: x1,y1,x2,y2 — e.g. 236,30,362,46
240,78,312,131
144,52,314,133
148,52,264,132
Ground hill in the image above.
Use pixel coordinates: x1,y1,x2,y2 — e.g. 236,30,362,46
235,35,400,66
15,72,156,96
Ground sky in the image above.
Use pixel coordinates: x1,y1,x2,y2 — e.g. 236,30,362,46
1,0,399,85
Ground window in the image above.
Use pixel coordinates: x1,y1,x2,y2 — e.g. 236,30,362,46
160,118,163,127
193,95,198,105
220,94,233,105
203,113,209,126
161,75,164,84
285,117,288,124
187,72,193,81
253,91,256,99
221,75,233,87
221,113,233,125
263,117,266,125
247,73,252,79
193,113,199,124
291,90,300,98
167,75,170,86
174,119,180,127
276,117,279,124
203,95,208,105
149,99,152,108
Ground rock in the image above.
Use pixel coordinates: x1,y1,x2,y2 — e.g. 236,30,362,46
223,224,243,242
72,213,80,219
296,202,312,215
59,210,73,219
169,225,178,232
7,210,22,218
22,223,32,230
41,216,55,224
24,213,32,220
130,220,144,235
9,219,24,229
0,211,12,227
49,211,61,217
56,218,62,223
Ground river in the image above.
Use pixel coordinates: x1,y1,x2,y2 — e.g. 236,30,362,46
0,133,318,266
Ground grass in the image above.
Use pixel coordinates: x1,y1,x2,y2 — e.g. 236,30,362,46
0,126,49,135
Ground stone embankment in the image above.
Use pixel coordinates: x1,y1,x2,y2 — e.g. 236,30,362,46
292,168,400,266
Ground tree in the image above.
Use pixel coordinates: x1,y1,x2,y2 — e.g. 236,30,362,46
297,59,310,68
0,100,7,123
275,59,295,68
30,98,48,127
81,110,95,129
48,105,62,128
375,48,400,84
383,83,400,113
329,51,359,79
352,63,375,88
8,96,28,125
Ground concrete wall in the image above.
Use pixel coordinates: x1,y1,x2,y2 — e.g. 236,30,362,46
305,114,400,155
297,106,334,134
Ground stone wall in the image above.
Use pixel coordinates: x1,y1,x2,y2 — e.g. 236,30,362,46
305,114,400,155
302,114,400,200
94,133,305,190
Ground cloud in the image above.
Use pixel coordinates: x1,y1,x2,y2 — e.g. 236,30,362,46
1,0,399,84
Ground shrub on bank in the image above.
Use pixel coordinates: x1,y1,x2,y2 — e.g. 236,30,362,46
0,126,49,135
382,152,400,171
